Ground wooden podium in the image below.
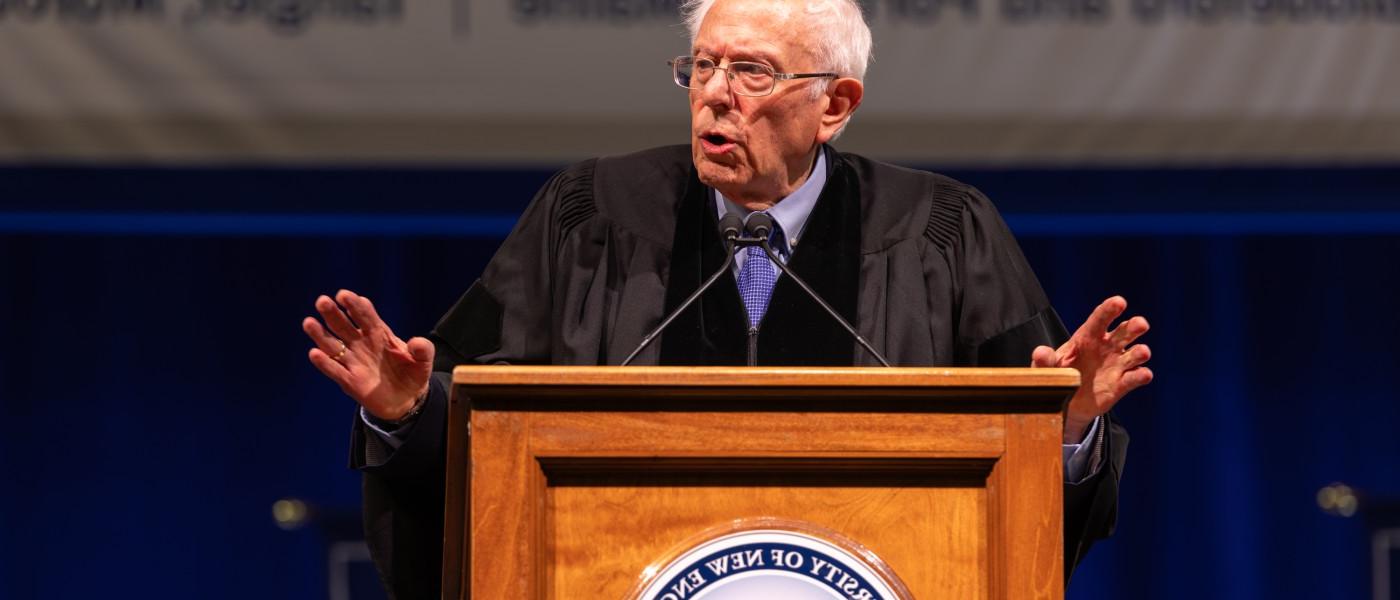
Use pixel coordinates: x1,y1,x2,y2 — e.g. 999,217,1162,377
443,366,1078,600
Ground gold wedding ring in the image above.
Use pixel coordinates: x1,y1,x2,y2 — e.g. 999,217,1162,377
333,340,348,361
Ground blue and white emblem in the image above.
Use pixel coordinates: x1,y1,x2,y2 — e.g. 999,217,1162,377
633,526,910,600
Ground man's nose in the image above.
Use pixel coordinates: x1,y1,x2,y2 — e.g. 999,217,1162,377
697,66,734,111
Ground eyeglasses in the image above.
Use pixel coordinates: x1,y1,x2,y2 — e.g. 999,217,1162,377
669,56,838,97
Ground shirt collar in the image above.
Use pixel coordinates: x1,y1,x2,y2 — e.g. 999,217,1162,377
714,150,827,257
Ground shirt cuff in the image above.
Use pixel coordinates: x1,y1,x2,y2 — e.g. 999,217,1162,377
1062,415,1103,484
359,405,422,451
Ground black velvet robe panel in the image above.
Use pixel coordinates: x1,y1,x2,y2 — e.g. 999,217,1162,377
352,144,1128,599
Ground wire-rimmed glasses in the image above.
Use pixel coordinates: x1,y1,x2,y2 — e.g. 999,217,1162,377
669,56,838,97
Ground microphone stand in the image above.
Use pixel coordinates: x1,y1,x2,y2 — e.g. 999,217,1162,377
756,239,892,367
620,212,891,368
620,218,742,366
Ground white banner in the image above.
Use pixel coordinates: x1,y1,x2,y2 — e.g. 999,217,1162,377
2,0,1397,163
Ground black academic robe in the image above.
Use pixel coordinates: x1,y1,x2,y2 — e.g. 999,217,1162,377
351,144,1127,599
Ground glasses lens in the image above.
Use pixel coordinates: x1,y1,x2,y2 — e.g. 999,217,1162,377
673,57,694,89
730,62,774,96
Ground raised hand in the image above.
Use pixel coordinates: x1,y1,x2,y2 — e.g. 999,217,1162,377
302,289,435,421
1031,296,1153,444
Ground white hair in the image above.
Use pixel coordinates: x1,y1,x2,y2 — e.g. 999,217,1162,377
680,0,873,83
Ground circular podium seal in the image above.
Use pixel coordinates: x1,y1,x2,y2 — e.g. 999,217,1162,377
628,519,913,600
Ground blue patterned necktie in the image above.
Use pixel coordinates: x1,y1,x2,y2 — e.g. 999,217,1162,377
737,218,780,327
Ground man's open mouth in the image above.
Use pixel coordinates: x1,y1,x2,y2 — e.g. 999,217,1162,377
699,132,737,154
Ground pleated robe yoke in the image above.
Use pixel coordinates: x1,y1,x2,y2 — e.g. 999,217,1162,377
659,152,862,366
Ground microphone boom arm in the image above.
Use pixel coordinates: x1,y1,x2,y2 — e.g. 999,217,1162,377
758,240,892,367
620,238,738,366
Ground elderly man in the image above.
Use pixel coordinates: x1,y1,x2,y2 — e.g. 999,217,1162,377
303,0,1152,596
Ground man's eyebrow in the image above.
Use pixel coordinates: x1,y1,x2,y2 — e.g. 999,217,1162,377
690,45,781,67
735,50,779,66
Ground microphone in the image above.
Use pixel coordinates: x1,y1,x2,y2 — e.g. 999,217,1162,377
744,213,892,367
620,213,744,366
719,211,744,241
744,211,773,241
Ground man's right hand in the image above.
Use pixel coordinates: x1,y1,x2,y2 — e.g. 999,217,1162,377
302,289,435,421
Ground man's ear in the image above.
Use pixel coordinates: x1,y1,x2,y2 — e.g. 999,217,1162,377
815,77,864,144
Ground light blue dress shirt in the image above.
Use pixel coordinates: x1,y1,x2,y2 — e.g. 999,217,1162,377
716,150,828,271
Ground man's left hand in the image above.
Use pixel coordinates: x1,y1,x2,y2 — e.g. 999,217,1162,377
1032,295,1153,443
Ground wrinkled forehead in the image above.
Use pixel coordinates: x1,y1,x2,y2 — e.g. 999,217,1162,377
693,0,821,70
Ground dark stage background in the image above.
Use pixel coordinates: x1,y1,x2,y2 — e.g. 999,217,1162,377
2,163,1398,598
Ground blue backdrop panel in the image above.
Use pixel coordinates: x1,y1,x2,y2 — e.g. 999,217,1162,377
1,164,1397,599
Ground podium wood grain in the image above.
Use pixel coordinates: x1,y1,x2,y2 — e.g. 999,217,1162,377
444,366,1076,600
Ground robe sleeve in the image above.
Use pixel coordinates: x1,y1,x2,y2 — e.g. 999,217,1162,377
351,161,599,599
930,183,1069,367
927,180,1129,580
1065,413,1129,580
432,158,599,366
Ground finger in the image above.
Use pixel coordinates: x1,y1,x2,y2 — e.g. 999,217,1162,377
307,347,353,390
1118,366,1154,395
303,316,348,357
1118,344,1152,370
1109,315,1150,351
406,336,436,364
316,294,362,342
338,289,390,336
1079,296,1127,337
1030,345,1058,368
